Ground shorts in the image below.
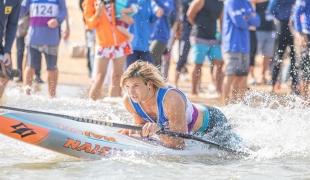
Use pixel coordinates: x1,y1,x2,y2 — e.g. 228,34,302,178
95,41,132,59
27,45,58,70
256,30,276,58
224,52,250,76
116,20,130,29
194,105,242,150
191,43,222,64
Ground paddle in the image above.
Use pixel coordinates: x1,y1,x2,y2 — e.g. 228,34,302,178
0,106,241,153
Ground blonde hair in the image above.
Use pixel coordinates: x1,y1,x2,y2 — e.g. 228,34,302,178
120,61,167,89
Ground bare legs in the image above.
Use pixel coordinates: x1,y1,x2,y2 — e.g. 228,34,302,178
109,56,126,97
191,59,223,96
117,26,134,43
89,55,126,100
222,75,247,105
0,77,9,98
301,80,309,101
261,56,271,83
213,59,224,93
89,57,110,100
47,69,58,98
174,71,180,88
24,66,58,98
191,63,202,96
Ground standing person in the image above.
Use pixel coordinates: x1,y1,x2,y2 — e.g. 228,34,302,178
15,13,46,84
267,0,298,94
125,0,163,69
221,0,260,105
187,0,224,97
0,0,22,98
254,0,276,84
149,0,174,72
21,0,68,98
83,0,133,100
174,0,192,88
294,0,310,100
119,61,241,150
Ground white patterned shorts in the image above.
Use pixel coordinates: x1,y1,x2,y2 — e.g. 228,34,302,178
95,41,132,59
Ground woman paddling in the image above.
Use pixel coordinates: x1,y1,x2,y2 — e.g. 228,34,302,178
119,61,241,150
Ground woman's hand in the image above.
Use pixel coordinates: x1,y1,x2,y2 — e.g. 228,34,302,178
141,123,161,137
117,128,141,136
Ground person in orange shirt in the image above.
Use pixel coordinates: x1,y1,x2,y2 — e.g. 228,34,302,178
83,0,133,100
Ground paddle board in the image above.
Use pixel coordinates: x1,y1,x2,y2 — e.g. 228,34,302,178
0,112,184,160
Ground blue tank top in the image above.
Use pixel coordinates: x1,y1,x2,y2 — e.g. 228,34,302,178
129,86,196,131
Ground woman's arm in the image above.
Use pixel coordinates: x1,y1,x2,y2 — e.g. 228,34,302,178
82,0,104,30
123,93,147,125
118,94,147,136
159,90,188,149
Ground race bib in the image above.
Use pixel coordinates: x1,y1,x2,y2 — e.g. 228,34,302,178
29,1,59,26
30,3,59,17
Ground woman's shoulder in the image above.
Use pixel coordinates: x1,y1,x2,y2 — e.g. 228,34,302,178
123,93,131,106
164,89,186,105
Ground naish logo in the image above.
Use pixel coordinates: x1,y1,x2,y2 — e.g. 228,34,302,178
11,123,36,138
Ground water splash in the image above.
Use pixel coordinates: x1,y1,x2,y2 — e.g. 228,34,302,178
1,85,310,162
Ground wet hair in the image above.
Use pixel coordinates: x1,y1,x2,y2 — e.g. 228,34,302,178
120,60,167,89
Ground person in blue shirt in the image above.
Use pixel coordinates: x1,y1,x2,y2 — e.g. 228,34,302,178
0,0,22,98
125,0,163,68
221,0,260,105
294,0,310,100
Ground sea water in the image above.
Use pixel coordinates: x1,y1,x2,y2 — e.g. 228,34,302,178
0,84,309,179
